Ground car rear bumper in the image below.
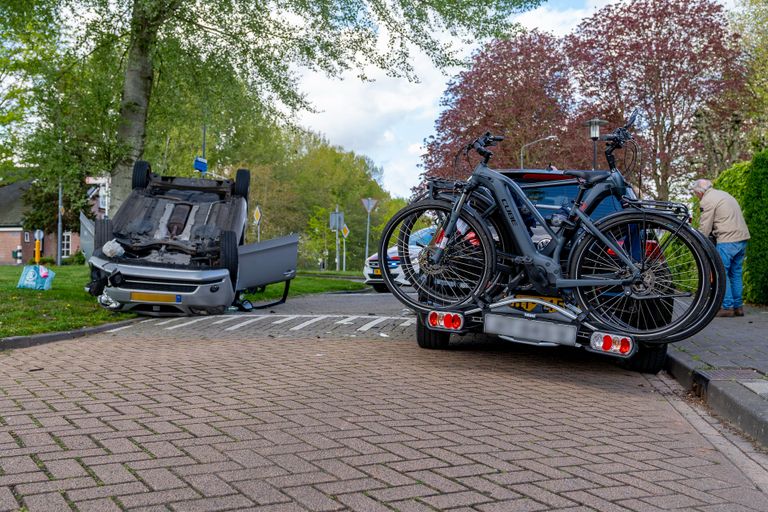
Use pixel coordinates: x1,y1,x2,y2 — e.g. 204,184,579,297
88,256,235,316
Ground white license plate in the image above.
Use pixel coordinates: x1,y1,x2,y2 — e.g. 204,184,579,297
484,314,577,345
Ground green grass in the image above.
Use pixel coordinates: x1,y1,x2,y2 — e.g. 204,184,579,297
298,269,363,278
0,265,135,339
0,265,365,339
244,276,365,301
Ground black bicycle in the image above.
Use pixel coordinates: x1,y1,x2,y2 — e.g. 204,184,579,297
379,111,724,344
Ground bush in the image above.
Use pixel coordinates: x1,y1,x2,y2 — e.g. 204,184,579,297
742,151,768,304
27,256,56,265
62,250,86,265
714,152,768,305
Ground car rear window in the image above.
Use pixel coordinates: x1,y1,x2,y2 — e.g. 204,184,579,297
522,183,623,220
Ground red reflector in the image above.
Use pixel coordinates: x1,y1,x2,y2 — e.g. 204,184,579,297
428,312,439,327
620,338,631,354
443,314,453,328
451,314,462,329
602,335,613,351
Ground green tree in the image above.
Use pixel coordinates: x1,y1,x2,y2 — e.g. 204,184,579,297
734,0,768,151
0,0,58,179
14,0,542,213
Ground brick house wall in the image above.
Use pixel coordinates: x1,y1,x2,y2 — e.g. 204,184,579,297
0,229,24,265
0,229,81,265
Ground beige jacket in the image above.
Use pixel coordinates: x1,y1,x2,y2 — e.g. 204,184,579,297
698,188,750,243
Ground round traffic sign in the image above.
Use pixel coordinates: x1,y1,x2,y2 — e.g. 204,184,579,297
34,229,44,241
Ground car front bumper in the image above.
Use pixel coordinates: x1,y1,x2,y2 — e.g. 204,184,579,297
363,262,409,286
88,255,235,316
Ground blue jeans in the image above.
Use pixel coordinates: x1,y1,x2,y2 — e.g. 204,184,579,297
716,241,747,310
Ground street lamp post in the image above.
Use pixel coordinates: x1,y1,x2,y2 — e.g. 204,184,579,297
583,118,608,170
519,135,558,169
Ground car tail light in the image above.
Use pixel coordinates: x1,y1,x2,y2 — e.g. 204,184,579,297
427,311,464,331
590,331,634,357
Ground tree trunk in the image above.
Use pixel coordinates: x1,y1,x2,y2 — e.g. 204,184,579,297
109,5,159,216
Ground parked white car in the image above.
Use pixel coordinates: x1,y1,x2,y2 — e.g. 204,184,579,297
363,227,436,293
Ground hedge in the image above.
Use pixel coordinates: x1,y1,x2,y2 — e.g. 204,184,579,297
714,150,768,305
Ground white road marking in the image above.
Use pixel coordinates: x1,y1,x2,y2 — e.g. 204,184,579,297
156,317,185,326
225,316,271,331
399,318,416,327
290,316,331,331
336,316,363,325
357,317,392,331
165,317,209,330
272,315,298,324
210,316,242,325
105,324,134,333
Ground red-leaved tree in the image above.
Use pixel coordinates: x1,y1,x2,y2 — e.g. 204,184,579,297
423,31,594,179
566,0,744,200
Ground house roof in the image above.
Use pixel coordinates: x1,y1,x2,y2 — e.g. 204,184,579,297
0,180,31,228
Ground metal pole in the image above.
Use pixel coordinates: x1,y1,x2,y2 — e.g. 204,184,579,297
56,178,62,266
519,147,524,169
335,205,340,272
257,224,260,243
592,140,597,170
365,210,371,262
202,124,207,159
343,237,346,272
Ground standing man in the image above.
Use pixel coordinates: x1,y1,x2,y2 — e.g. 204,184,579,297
691,179,751,317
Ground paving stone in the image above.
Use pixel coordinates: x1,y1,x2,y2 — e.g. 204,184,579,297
1,303,767,512
137,468,186,491
23,492,71,512
0,487,18,512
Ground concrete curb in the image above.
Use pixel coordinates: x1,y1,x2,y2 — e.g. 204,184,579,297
0,317,142,351
666,348,768,448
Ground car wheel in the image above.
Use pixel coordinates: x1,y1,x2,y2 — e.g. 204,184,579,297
94,218,113,252
132,160,151,190
416,314,450,349
623,343,667,374
372,283,389,293
220,230,239,290
234,168,250,199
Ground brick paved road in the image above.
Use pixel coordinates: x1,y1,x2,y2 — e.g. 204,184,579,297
1,293,768,511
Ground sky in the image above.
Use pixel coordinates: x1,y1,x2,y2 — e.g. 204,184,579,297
296,0,738,198
295,0,621,198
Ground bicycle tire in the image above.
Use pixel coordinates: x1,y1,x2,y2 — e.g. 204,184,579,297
379,199,495,313
652,228,724,343
569,211,714,342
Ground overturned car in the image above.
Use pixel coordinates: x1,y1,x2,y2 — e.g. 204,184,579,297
86,161,298,316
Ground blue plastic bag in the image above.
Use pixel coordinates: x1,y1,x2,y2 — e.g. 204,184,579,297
17,265,56,290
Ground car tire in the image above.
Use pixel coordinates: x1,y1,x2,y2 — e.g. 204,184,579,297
220,230,239,290
372,283,389,293
416,314,450,349
132,160,151,190
94,218,113,252
624,343,668,374
234,168,250,199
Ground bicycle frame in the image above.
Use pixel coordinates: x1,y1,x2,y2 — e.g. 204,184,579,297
433,162,644,293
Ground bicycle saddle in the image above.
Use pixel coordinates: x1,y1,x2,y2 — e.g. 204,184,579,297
564,170,611,185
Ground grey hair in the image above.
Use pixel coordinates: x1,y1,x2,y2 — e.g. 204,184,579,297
691,179,712,194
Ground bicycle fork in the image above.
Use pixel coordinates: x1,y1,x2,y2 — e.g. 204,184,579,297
429,188,472,265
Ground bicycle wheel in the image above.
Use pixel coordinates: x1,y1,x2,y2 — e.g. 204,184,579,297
654,228,724,343
379,199,495,313
569,211,713,342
